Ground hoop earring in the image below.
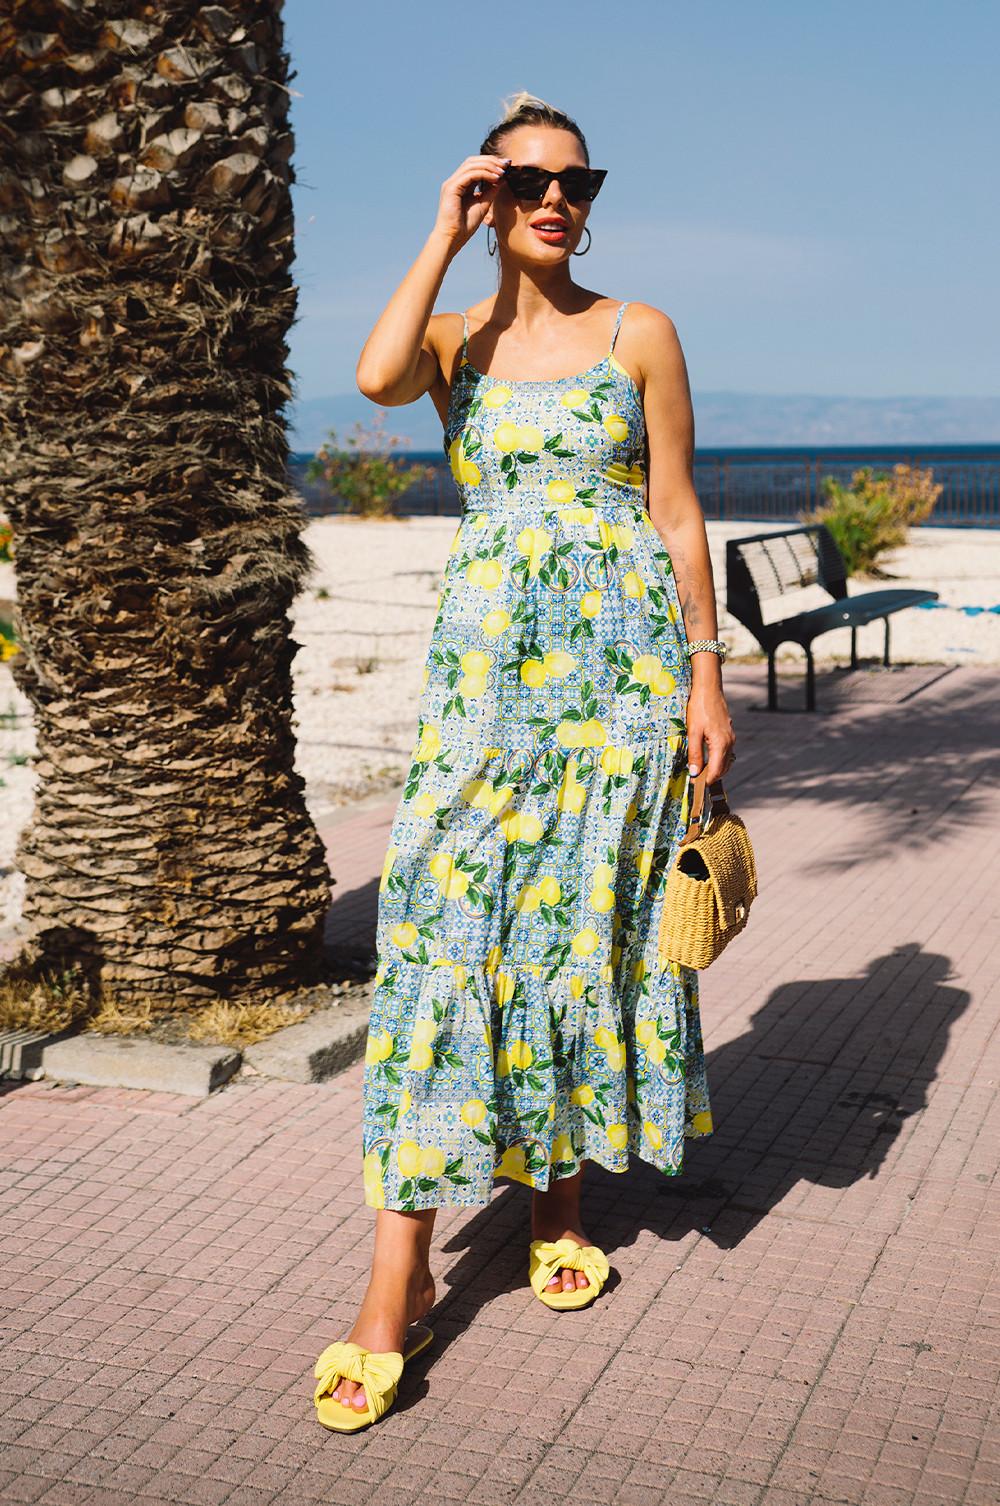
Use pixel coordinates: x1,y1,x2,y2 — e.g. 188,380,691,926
571,226,592,256
486,226,497,257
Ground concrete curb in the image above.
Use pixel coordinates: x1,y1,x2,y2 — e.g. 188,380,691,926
40,1033,240,1097
242,987,372,1083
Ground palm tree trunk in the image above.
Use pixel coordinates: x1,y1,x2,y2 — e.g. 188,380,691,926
0,2,332,1006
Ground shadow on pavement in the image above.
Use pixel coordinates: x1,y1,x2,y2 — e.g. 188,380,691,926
436,941,968,1309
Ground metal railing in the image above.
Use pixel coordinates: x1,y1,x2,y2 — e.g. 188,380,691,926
289,448,1000,526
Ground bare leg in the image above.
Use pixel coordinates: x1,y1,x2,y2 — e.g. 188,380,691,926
530,1163,594,1294
329,1208,437,1414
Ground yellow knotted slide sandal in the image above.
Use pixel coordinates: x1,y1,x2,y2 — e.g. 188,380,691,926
313,1321,434,1432
529,1236,611,1310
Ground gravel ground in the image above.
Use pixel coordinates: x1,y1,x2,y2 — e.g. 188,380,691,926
2,515,998,939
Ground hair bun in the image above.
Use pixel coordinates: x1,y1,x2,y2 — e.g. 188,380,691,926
499,89,553,122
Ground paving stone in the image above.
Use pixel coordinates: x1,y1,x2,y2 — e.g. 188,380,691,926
1,666,998,1505
242,993,372,1084
38,1033,239,1097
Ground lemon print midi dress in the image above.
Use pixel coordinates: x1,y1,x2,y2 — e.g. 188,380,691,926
361,300,713,1212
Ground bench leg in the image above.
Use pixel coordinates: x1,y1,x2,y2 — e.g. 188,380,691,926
805,646,816,711
883,616,891,668
850,625,858,670
767,651,777,711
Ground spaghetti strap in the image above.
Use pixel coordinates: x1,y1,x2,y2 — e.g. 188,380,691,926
460,310,470,361
609,300,628,353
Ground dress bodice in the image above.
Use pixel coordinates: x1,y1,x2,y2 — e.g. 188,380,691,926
443,301,647,511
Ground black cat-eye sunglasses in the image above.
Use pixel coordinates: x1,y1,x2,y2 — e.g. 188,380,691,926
498,164,607,205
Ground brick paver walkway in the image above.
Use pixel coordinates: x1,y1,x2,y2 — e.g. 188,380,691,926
2,664,998,1506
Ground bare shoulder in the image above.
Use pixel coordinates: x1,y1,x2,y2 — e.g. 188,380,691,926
622,301,683,359
422,311,468,396
620,301,689,399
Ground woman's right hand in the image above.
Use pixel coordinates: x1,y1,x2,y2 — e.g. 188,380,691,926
433,154,510,251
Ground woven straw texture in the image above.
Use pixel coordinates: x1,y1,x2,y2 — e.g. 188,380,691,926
657,811,758,970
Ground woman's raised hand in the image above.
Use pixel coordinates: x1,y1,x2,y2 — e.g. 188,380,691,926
433,155,510,251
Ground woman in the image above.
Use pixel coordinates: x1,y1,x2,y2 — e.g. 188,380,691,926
313,90,736,1431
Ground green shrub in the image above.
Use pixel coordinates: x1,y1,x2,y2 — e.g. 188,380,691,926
306,409,435,519
802,463,942,576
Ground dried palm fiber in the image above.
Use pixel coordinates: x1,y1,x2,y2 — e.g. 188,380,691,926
0,2,332,1006
657,769,758,969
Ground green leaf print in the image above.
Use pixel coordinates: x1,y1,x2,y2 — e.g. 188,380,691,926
542,432,577,460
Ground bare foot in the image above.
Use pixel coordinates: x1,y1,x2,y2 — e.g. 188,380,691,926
530,1167,594,1295
326,1209,437,1415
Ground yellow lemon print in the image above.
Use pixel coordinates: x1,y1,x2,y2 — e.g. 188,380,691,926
493,970,516,1005
602,413,629,443
561,388,591,408
413,722,441,762
691,1111,713,1135
421,1145,446,1178
546,478,576,504
607,1124,629,1150
493,420,521,453
570,1084,595,1106
599,746,634,777
391,920,418,948
363,1152,385,1208
580,589,603,618
466,557,503,589
498,1145,528,1182
379,844,397,893
397,1140,423,1177
557,756,586,814
516,525,553,578
571,927,600,957
622,571,646,599
630,654,661,685
460,1098,487,1127
483,385,513,408
364,1030,393,1065
481,608,511,637
542,650,576,678
448,435,481,487
461,649,490,675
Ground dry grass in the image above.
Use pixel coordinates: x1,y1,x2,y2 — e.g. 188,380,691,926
0,969,321,1048
0,968,93,1034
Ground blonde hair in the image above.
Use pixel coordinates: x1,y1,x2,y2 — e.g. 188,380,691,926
479,89,590,162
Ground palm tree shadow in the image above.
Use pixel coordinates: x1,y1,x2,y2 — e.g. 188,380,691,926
425,942,967,1325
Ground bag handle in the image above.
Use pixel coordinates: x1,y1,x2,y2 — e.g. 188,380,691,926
679,766,730,846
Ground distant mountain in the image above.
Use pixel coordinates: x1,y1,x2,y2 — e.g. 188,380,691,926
289,390,1000,452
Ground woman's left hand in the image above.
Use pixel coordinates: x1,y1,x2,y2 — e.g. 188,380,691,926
686,672,736,783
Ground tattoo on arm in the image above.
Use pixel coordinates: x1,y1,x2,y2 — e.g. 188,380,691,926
671,545,704,635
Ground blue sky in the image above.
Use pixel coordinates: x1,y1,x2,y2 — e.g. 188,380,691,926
283,0,998,406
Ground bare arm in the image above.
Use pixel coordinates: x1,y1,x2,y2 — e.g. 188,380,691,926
639,305,736,782
356,153,510,406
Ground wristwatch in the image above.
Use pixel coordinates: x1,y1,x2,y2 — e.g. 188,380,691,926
686,638,728,664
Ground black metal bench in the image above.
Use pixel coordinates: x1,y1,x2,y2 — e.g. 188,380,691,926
725,524,939,710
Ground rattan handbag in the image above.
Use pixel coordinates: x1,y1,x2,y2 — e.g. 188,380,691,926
657,768,758,969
